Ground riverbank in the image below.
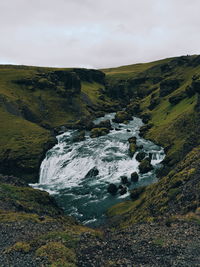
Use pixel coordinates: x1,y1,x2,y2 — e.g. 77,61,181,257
0,55,200,266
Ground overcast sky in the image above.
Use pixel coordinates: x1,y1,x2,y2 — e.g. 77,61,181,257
0,0,200,69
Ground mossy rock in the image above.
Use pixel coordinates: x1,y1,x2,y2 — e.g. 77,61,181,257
112,111,132,123
131,172,139,182
135,152,146,162
95,119,112,129
139,158,153,174
129,143,137,158
90,127,109,138
72,131,85,142
128,136,137,144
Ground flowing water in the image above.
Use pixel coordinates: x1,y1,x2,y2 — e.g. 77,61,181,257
32,113,165,226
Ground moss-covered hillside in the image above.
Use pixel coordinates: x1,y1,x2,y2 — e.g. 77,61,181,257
0,65,116,182
102,55,200,227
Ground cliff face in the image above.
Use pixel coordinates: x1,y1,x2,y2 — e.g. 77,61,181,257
103,55,200,227
0,66,114,182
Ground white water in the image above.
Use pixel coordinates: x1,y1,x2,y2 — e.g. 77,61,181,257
32,113,165,225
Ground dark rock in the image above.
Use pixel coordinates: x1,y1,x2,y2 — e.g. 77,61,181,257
126,181,131,187
130,186,146,200
148,154,153,161
85,167,99,178
126,129,131,132
72,131,85,142
112,111,132,123
128,136,137,144
160,79,180,97
73,68,105,84
118,185,124,189
107,184,118,195
120,176,129,184
139,158,153,174
75,117,95,131
129,143,137,157
125,102,141,115
169,92,186,105
131,172,139,182
39,216,45,221
141,113,151,124
139,124,153,137
148,98,160,110
95,119,112,129
119,186,127,195
136,145,144,150
99,95,105,101
90,127,109,138
136,152,146,162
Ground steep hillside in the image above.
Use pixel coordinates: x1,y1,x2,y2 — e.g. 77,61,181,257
102,55,200,226
0,65,116,182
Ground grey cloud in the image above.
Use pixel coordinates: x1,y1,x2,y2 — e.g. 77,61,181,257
0,0,200,68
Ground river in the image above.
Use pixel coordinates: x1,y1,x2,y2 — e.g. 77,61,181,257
32,113,165,226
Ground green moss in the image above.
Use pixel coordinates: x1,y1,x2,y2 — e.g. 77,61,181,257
6,242,31,253
152,238,165,247
33,231,79,249
0,210,52,223
0,182,62,216
36,242,76,265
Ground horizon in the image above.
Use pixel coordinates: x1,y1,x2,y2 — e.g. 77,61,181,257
0,54,196,70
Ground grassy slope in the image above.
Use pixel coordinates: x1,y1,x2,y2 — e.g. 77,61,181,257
0,65,111,182
102,57,177,80
103,55,200,227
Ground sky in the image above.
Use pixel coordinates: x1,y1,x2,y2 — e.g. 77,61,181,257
0,0,200,69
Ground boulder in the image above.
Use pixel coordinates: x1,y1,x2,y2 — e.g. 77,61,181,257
85,167,99,178
72,131,85,142
131,172,139,182
141,113,151,124
90,127,109,138
107,184,118,195
95,119,112,129
139,158,153,174
119,186,127,195
112,111,132,123
135,152,146,162
139,124,153,137
75,117,95,130
128,136,137,144
129,143,137,157
120,176,129,184
136,145,144,150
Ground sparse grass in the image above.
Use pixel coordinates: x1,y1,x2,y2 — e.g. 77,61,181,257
6,242,31,253
36,242,76,266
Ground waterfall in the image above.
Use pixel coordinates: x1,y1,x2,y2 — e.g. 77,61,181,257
32,113,165,225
